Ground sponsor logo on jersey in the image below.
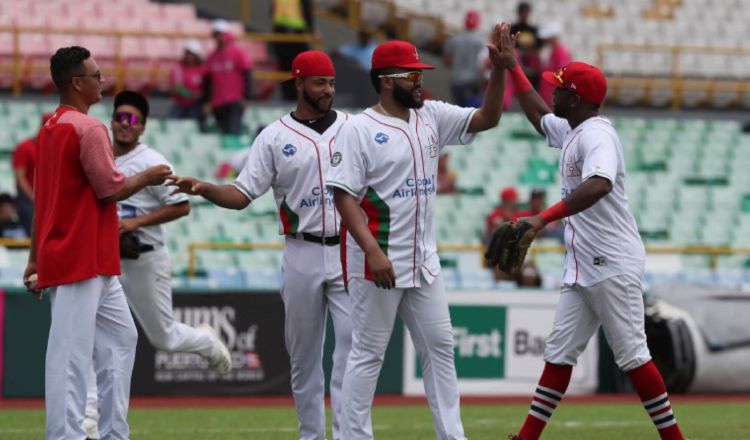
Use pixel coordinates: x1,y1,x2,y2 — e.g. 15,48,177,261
299,186,335,208
118,204,137,219
331,151,342,167
374,132,389,144
392,174,436,198
282,143,297,157
593,256,607,266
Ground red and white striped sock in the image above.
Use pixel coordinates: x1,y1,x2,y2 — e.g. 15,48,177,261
517,362,573,440
628,360,684,440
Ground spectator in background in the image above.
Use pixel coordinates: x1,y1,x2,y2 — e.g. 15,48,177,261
537,23,572,106
12,112,52,235
443,10,486,107
272,0,314,101
0,193,26,239
203,19,253,135
515,261,543,287
336,29,377,70
519,187,564,242
485,186,521,242
510,2,542,89
170,40,206,131
437,153,458,194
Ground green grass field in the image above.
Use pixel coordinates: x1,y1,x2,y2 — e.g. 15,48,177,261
1,402,748,439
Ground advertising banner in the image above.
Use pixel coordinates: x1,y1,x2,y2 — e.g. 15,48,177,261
131,291,291,395
404,291,598,395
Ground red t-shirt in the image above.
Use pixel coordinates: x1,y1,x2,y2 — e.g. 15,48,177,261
206,42,252,108
12,137,36,190
485,208,520,235
34,106,125,288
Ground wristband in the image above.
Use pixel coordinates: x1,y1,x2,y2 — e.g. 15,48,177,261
540,200,570,223
509,65,533,94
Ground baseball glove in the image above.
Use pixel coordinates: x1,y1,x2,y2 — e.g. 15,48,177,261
119,231,142,259
485,220,537,275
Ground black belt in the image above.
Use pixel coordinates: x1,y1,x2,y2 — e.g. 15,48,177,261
288,232,340,246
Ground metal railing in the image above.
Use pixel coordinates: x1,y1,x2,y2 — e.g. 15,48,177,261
596,42,750,109
0,26,320,95
186,241,750,277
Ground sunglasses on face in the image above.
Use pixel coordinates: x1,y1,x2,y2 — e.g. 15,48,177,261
113,112,141,125
378,71,423,83
71,71,102,83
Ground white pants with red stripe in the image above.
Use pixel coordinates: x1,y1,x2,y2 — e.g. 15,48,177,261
282,237,352,440
342,274,466,440
45,275,137,440
544,273,652,371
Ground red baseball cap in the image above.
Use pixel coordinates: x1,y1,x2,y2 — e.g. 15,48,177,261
541,61,607,105
465,10,480,30
371,41,434,70
501,187,518,202
291,50,335,79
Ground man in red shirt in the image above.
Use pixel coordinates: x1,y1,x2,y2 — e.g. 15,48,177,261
202,20,253,135
11,112,52,235
24,46,171,440
484,186,521,242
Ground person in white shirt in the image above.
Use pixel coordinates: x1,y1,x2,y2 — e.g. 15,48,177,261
82,91,231,439
495,25,685,440
169,51,352,440
325,25,508,440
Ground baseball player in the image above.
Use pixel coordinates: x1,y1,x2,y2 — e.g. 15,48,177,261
325,26,508,440
494,25,685,440
81,90,232,439
24,46,171,440
169,50,352,440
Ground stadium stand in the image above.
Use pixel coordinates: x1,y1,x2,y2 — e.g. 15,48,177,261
3,101,750,290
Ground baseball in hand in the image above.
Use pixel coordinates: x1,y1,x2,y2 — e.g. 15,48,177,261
26,273,38,290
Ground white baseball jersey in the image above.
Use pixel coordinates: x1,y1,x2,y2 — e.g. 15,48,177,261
326,101,476,288
115,143,188,246
541,113,645,287
233,111,349,237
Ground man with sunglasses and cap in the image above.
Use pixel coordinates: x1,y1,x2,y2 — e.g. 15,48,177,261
325,24,509,440
495,25,685,440
25,46,172,440
169,50,352,440
80,90,232,439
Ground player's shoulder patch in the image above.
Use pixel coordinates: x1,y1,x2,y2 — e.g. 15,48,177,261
331,151,342,167
374,132,389,145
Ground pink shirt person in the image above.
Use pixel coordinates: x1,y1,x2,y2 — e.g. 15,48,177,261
205,33,253,108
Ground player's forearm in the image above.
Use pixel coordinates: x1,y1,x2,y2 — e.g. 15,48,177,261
15,170,34,200
333,189,381,255
101,172,151,204
507,65,550,135
131,202,190,228
561,176,611,215
201,184,251,210
468,67,506,133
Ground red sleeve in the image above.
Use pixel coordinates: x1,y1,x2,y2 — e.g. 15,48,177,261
79,124,125,199
236,46,252,71
12,140,32,169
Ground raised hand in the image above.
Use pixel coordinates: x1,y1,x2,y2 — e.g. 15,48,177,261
490,22,519,70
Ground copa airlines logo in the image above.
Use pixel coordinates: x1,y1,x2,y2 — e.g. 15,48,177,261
283,143,297,157
393,174,436,198
375,132,389,144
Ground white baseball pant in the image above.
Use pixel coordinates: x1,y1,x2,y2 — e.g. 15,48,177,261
281,237,352,440
342,274,466,440
544,273,652,371
45,275,137,440
85,247,218,425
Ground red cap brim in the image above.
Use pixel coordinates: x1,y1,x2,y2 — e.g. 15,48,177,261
542,71,565,89
396,62,435,70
